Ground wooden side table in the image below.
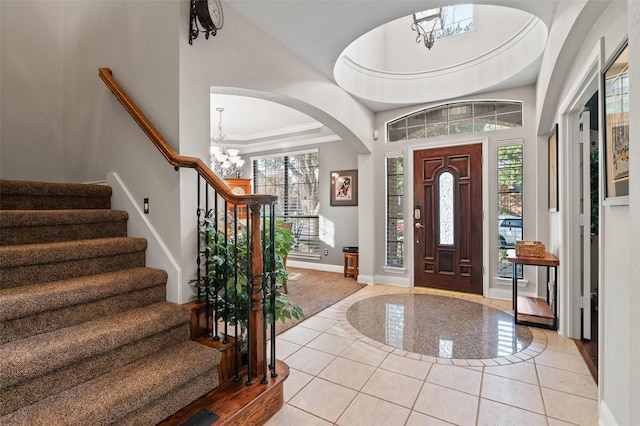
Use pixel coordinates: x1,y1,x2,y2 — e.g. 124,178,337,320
343,253,358,280
507,251,559,330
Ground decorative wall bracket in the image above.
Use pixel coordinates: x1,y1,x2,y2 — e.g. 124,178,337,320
189,0,217,45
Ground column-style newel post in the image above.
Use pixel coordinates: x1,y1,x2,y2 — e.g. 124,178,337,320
248,203,264,379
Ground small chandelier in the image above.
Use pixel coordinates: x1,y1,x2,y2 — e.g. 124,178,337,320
411,8,445,50
210,107,245,177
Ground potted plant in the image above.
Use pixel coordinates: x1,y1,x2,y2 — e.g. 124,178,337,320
193,212,303,332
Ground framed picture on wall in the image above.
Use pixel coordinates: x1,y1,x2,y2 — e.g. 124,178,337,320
548,123,559,212
330,169,358,206
603,38,629,199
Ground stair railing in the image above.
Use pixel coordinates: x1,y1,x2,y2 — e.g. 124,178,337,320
99,68,278,383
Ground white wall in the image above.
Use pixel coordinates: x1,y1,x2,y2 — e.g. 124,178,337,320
537,1,635,424
1,1,65,181
627,2,640,421
175,1,375,299
0,1,185,301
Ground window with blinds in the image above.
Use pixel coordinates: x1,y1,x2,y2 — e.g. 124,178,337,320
498,144,523,279
386,156,404,267
253,150,320,256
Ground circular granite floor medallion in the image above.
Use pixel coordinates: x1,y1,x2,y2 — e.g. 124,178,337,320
346,293,532,359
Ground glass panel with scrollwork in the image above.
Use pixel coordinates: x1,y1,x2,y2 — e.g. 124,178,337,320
439,171,454,245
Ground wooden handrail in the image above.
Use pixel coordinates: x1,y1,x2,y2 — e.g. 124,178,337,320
98,68,276,206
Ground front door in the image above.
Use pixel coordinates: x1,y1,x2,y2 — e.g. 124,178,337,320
413,143,483,294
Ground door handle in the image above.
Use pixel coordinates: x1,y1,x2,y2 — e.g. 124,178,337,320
415,223,424,228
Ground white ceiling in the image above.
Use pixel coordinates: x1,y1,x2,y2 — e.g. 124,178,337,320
218,1,559,150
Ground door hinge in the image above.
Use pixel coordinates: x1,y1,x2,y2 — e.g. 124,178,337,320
578,296,585,309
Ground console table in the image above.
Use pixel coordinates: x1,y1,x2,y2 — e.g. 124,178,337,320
507,251,559,330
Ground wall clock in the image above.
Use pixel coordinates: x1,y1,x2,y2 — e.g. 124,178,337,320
189,0,224,45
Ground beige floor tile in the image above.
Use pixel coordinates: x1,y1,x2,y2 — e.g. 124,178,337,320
324,324,355,339
477,398,547,426
340,340,389,367
544,333,580,355
299,315,337,332
547,417,582,426
285,346,336,375
283,367,314,402
542,387,599,425
405,411,455,425
318,357,376,390
427,363,482,395
337,393,411,426
279,326,322,346
288,377,358,423
361,369,423,408
379,353,432,380
413,382,479,425
307,333,354,355
315,306,339,320
534,349,591,375
264,404,332,426
480,373,545,414
537,364,597,399
483,361,539,385
271,338,302,360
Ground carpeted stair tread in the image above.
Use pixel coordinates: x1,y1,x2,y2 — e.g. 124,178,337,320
0,324,191,416
118,369,219,426
1,302,191,389
0,341,222,426
0,267,167,321
0,179,111,210
0,209,127,227
0,237,147,288
0,237,146,268
0,210,128,245
1,285,166,345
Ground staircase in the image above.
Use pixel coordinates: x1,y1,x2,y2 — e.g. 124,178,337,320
0,179,222,425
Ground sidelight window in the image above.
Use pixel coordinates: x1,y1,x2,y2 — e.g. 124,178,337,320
386,155,404,267
498,143,523,279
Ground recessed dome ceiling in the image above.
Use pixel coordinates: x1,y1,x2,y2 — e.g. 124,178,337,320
334,4,548,109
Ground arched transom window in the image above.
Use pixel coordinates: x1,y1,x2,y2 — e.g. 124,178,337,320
387,101,522,143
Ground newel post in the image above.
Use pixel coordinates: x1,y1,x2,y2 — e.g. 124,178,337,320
248,203,264,379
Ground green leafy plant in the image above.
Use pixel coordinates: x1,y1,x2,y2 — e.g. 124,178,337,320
192,212,303,330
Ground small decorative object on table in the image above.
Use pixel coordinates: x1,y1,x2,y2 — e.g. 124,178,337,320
515,241,545,257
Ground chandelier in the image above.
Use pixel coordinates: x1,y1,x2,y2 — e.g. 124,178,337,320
411,8,445,50
210,107,245,178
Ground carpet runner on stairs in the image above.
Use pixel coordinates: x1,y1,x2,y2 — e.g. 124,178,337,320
0,179,222,425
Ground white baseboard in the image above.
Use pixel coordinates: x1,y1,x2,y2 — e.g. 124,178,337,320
107,173,183,303
287,260,343,273
374,274,411,287
599,401,618,426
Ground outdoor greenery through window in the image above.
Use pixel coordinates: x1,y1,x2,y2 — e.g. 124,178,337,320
387,101,522,143
498,144,523,279
253,151,320,256
386,156,404,267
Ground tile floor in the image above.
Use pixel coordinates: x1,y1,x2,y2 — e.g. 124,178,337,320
265,284,598,426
